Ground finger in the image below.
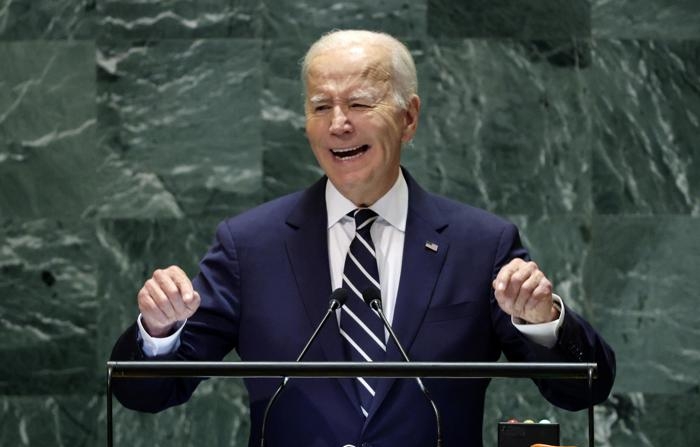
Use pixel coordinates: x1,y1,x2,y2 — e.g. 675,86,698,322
493,261,523,314
144,277,177,320
493,258,523,292
524,279,553,312
164,266,198,316
510,261,537,289
169,268,194,304
153,267,182,298
493,289,513,314
513,270,543,315
501,262,535,309
153,269,189,317
493,268,514,312
138,286,170,328
185,290,201,313
495,258,532,292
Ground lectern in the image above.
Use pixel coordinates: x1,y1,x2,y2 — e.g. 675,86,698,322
107,361,597,447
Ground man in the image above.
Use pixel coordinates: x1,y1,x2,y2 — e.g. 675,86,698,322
111,30,615,447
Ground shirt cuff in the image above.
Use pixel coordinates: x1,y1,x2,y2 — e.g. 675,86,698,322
511,294,565,349
136,314,186,357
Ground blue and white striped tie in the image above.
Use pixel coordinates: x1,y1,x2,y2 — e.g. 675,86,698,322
339,208,386,418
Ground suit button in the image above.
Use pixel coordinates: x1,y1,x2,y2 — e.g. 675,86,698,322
341,444,356,447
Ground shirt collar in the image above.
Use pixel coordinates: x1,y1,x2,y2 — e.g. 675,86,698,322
325,170,408,231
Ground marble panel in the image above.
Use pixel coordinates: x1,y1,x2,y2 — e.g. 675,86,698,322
96,217,250,445
484,377,591,447
509,215,591,313
593,0,700,39
1,2,697,446
0,0,97,40
261,0,427,41
477,215,599,446
486,388,700,447
98,0,261,39
96,217,221,358
0,395,99,446
0,219,98,395
590,40,700,215
427,0,590,38
418,39,592,217
102,380,250,447
93,38,263,220
261,38,321,201
585,216,700,394
595,392,700,446
0,41,99,219
389,40,433,185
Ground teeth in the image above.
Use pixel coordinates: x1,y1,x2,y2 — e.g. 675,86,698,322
331,145,363,153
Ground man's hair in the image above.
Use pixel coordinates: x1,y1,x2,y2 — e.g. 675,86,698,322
301,30,418,110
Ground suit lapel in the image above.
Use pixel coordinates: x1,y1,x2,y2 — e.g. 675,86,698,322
284,177,359,408
365,170,450,425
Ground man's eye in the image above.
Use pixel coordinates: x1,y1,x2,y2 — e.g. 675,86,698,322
314,105,331,112
351,103,371,109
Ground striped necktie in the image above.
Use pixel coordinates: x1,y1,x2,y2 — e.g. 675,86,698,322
339,208,386,418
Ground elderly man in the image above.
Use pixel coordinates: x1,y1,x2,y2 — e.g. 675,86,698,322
111,30,615,447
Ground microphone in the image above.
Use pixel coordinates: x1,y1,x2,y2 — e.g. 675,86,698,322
260,288,348,447
362,286,443,447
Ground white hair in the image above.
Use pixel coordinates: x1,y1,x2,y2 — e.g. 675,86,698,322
301,30,418,110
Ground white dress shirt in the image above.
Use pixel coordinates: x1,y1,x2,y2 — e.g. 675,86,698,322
325,169,408,328
138,171,564,356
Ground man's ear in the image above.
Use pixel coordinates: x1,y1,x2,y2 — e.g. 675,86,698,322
401,94,421,143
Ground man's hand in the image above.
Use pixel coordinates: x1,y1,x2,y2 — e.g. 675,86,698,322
138,265,201,337
492,258,558,324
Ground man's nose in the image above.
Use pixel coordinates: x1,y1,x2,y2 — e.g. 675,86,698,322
329,106,353,135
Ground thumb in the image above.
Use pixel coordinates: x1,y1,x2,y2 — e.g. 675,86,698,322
184,290,201,313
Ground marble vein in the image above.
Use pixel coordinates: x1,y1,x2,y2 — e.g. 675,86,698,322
102,11,231,30
21,119,96,149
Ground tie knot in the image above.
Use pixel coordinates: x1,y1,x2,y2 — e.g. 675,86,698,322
351,208,378,231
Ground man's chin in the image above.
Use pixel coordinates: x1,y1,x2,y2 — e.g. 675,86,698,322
334,176,390,207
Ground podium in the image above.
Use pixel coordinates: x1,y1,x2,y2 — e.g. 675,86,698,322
107,361,597,447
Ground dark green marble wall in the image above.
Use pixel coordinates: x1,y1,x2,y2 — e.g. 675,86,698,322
1,1,698,446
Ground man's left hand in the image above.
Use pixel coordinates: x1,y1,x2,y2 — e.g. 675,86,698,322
493,258,558,324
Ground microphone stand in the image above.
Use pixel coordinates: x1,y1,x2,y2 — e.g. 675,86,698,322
260,291,347,447
368,296,443,447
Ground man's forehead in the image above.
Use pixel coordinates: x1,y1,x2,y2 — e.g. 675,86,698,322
306,77,389,104
307,44,392,82
307,63,391,85
308,86,383,104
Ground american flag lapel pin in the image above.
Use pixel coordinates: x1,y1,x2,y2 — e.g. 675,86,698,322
425,241,439,252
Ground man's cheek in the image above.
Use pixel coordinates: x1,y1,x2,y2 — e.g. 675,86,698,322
372,105,403,131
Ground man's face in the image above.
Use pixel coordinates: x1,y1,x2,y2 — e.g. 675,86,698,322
304,43,419,206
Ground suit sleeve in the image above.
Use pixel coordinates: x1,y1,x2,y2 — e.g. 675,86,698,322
491,223,616,410
110,220,242,413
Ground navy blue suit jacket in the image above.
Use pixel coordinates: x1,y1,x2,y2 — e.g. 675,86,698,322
111,170,615,447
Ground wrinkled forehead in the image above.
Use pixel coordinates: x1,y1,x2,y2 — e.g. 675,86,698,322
305,44,393,95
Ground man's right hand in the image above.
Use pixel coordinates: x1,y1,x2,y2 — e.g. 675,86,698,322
138,265,201,337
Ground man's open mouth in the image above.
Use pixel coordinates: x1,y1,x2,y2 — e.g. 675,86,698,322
330,144,371,159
